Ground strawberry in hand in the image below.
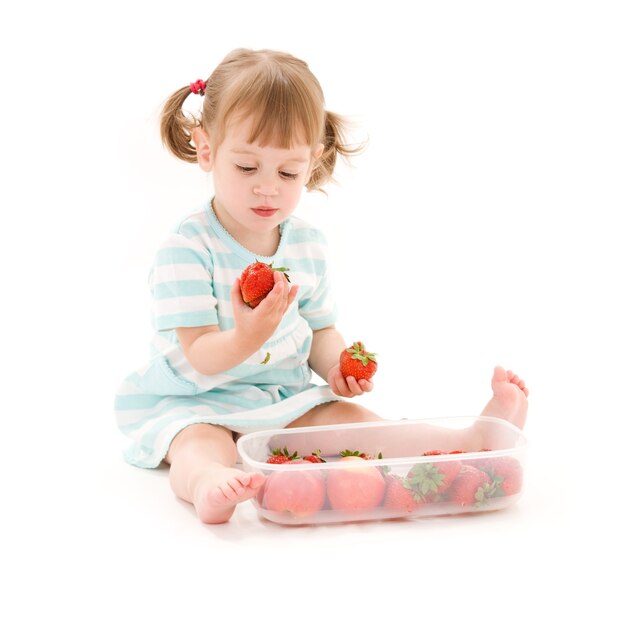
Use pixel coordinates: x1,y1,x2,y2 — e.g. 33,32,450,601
232,261,298,352
340,342,378,381
327,341,377,398
240,261,290,308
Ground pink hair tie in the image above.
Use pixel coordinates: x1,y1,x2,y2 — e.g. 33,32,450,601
190,79,206,96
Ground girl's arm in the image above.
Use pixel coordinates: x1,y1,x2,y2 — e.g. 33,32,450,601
309,326,373,397
177,274,298,376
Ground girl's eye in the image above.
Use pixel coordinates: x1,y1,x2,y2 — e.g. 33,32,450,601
236,165,256,173
280,171,298,180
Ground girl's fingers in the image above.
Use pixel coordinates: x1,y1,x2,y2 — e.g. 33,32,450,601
231,278,246,310
287,284,299,306
358,379,373,392
333,374,351,397
345,376,363,395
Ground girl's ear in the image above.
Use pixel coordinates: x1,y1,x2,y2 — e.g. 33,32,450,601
305,143,325,184
192,128,213,172
312,143,324,160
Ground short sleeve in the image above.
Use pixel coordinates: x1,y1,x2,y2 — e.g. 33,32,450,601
149,233,218,331
294,228,339,331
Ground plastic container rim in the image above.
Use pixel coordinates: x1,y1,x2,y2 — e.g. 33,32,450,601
236,415,528,471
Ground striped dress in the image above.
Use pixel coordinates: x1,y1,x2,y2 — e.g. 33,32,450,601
114,202,341,468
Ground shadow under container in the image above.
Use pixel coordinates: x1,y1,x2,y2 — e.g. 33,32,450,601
237,416,528,525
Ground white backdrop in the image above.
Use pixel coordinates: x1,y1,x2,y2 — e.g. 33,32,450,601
2,1,624,619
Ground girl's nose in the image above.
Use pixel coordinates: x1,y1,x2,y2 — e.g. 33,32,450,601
253,180,278,196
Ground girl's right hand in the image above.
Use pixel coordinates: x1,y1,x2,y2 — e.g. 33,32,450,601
231,272,299,349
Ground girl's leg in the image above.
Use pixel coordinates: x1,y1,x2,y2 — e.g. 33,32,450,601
286,401,381,428
165,423,264,524
285,366,529,456
479,366,528,429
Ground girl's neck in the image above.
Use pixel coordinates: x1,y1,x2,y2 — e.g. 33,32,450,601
211,200,281,257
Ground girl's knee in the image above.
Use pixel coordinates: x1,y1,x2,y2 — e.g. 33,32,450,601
165,423,236,464
290,401,381,428
335,402,381,424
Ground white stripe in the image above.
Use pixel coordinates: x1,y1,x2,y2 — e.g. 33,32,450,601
151,263,211,284
283,241,328,261
154,295,217,316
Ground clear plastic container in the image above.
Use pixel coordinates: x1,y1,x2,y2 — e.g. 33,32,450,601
237,416,527,525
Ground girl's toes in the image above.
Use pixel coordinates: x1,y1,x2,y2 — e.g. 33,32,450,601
249,472,265,489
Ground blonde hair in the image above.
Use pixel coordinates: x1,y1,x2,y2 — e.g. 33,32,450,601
160,48,362,191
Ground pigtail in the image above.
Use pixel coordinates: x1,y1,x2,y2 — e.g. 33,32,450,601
308,110,366,191
160,85,204,163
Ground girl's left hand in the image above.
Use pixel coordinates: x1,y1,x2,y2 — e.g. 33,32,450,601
327,364,374,398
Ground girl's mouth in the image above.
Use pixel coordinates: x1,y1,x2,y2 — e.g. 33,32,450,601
252,207,279,218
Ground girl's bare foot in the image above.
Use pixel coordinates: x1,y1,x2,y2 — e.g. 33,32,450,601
479,366,529,430
193,467,265,524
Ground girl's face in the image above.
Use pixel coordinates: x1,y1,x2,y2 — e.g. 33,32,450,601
198,116,322,252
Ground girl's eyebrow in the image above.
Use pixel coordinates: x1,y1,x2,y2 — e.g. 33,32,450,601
230,148,309,164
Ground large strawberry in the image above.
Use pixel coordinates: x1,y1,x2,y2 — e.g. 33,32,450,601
339,342,378,381
240,260,290,308
383,474,422,512
477,456,523,496
405,458,462,501
446,465,494,507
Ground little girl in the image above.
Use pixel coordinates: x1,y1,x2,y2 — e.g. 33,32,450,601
114,48,529,524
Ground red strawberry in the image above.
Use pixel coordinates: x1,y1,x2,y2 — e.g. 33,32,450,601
339,342,378,381
302,450,326,463
479,456,523,496
240,261,290,308
446,465,493,507
340,449,370,460
405,458,462,501
266,447,299,464
383,475,422,512
423,449,465,456
468,448,493,470
266,455,291,464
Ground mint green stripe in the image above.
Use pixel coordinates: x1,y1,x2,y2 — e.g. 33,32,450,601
211,282,232,301
305,312,338,330
178,221,209,238
154,247,211,268
288,228,327,244
226,365,308,385
155,310,218,330
131,401,231,445
212,252,249,270
280,257,325,274
115,393,165,410
152,280,213,299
